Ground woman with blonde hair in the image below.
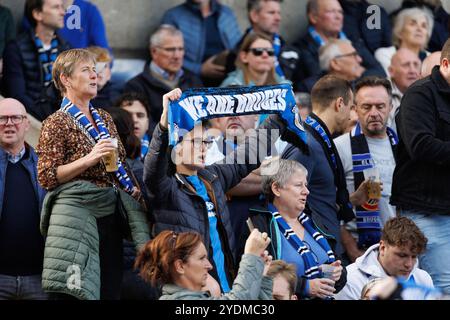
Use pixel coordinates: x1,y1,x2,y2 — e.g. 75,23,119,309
37,48,148,300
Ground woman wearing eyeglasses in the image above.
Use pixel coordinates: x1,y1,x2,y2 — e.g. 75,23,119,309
220,33,290,88
145,88,281,297
246,158,346,300
135,229,273,300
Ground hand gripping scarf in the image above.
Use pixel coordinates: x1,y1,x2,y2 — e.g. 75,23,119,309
60,97,135,193
168,84,306,146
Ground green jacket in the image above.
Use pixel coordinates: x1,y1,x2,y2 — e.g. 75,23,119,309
160,254,273,300
40,180,150,300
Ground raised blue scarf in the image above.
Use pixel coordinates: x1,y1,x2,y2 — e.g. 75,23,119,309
168,84,305,146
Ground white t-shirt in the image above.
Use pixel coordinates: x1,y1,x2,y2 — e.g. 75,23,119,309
334,132,396,238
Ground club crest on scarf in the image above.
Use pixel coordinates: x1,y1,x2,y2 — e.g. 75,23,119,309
168,84,306,146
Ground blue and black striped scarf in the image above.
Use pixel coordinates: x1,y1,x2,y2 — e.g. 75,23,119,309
60,97,135,193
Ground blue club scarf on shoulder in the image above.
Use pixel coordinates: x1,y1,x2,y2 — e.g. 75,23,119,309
273,33,284,78
34,34,59,87
268,203,335,279
168,84,306,146
60,97,135,193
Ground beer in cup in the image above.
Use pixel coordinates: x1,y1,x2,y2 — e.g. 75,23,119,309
103,137,118,172
363,167,381,200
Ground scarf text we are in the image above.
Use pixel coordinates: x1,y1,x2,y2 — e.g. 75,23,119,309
168,84,306,146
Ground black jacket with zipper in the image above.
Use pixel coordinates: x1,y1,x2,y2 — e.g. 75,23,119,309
391,65,450,213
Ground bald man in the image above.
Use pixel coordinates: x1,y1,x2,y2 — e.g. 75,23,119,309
421,51,441,78
387,48,421,132
0,98,47,300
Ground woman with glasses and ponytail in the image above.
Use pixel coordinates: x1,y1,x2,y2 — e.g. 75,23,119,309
135,229,273,300
220,33,290,88
36,49,149,300
246,158,347,299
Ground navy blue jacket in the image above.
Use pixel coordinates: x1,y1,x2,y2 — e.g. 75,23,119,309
339,0,392,54
161,0,242,75
296,30,386,80
0,145,46,220
3,30,70,121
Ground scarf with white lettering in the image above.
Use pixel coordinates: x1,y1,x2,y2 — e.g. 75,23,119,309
350,122,398,249
168,84,305,146
268,203,335,279
60,97,134,193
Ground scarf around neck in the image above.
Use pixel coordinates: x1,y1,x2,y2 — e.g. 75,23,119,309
305,114,354,223
268,203,335,279
60,97,134,193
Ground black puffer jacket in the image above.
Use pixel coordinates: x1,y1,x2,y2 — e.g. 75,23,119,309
3,30,70,121
144,124,265,284
391,66,450,213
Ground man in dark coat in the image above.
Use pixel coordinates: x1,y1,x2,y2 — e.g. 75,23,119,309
124,25,202,131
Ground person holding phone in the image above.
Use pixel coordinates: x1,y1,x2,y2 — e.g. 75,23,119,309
37,49,146,300
246,158,346,299
135,229,273,300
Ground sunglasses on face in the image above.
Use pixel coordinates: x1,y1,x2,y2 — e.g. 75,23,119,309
248,47,275,57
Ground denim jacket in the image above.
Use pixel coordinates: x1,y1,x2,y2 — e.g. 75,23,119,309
161,0,242,75
0,145,46,220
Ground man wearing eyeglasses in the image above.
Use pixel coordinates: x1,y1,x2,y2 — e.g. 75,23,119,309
0,98,47,300
296,0,385,82
124,25,202,131
299,39,366,93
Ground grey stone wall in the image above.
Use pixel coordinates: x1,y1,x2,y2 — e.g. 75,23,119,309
1,0,402,57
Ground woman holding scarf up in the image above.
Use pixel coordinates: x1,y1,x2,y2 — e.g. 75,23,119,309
37,49,148,300
247,158,346,299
